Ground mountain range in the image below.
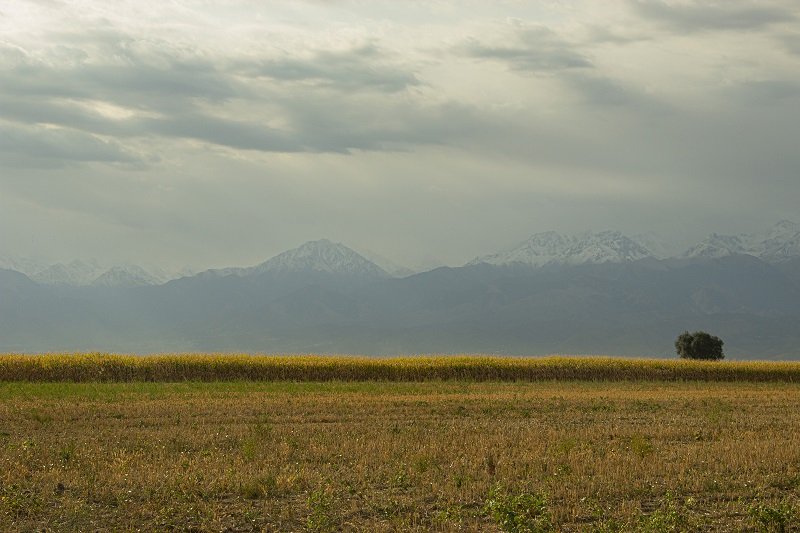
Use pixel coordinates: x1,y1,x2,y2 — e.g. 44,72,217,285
468,230,654,267
1,221,799,358
682,220,800,262
0,257,192,288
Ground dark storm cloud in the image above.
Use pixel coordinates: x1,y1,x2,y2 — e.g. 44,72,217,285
460,26,592,72
631,1,795,33
243,44,421,93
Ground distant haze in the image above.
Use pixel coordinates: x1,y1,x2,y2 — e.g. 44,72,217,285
1,1,799,270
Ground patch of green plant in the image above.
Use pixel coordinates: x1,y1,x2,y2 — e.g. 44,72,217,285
0,483,42,518
306,489,338,532
484,484,553,533
591,518,627,532
769,474,800,491
452,470,471,489
630,399,662,412
59,440,77,464
434,505,464,526
555,436,579,455
26,408,53,425
636,493,690,532
239,475,278,500
749,500,796,532
414,455,432,474
390,466,410,489
628,435,654,458
586,399,615,412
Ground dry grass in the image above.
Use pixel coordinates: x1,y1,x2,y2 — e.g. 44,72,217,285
1,353,800,382
1,380,799,531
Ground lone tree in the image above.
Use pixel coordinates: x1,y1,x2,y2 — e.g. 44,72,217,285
675,331,724,360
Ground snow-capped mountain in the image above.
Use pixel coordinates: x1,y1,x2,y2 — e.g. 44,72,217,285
0,255,188,287
468,230,653,267
200,241,397,279
682,220,800,262
682,233,749,259
759,220,800,262
254,239,388,277
30,259,106,286
0,255,49,277
92,265,162,288
242,239,389,277
630,232,677,259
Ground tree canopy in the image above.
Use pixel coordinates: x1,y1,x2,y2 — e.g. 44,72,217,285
675,331,724,360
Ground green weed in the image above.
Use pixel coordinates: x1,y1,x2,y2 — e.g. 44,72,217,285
484,484,553,533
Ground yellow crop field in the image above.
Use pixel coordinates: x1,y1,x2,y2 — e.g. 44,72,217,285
1,353,800,382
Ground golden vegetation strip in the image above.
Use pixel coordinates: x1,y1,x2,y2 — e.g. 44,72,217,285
1,354,800,382
2,381,799,531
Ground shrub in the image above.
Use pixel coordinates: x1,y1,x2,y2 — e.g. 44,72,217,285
675,331,724,360
484,485,553,533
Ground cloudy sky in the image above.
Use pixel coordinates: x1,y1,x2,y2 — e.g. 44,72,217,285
1,0,798,270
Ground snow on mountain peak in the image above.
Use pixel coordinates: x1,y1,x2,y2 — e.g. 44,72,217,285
0,255,186,287
30,259,106,286
565,230,653,264
468,230,653,267
91,265,162,288
682,233,749,259
681,221,800,262
772,219,800,234
254,239,389,277
761,221,800,261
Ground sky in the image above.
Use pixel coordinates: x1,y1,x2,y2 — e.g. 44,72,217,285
0,0,798,270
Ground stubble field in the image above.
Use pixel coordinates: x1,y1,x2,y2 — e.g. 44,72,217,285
1,375,799,531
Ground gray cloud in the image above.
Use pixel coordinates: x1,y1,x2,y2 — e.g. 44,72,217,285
1,53,241,111
0,121,139,166
631,1,795,33
460,26,592,72
583,26,652,45
1,1,799,269
563,74,661,108
0,36,456,157
782,33,800,55
0,79,488,156
727,79,800,104
244,43,421,93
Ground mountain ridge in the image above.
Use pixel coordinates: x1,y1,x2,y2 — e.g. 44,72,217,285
2,220,799,287
468,230,654,267
683,220,800,262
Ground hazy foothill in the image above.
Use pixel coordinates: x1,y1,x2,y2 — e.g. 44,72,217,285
2,0,800,531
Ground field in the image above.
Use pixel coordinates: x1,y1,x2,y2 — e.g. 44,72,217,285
1,356,800,531
3,353,800,382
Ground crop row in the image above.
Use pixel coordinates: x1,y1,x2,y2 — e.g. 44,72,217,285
1,354,799,382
